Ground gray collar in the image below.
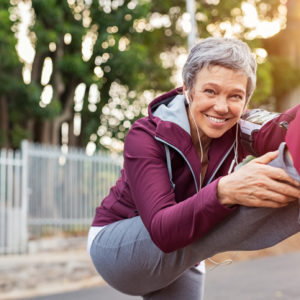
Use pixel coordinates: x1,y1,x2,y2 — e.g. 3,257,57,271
153,94,191,134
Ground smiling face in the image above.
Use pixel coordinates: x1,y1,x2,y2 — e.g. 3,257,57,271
185,65,248,141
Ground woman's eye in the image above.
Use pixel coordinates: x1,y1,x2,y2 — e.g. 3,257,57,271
204,89,216,95
230,94,243,100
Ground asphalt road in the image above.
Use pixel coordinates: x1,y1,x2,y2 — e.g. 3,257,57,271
27,252,300,300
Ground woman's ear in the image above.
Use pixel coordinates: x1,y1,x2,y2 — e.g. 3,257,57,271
183,85,191,104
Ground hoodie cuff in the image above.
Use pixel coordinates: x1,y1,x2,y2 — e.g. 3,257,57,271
268,142,300,224
269,142,300,182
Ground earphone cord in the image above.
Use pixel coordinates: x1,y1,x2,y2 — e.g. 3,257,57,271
228,124,239,174
208,124,239,269
188,104,204,190
187,94,239,269
207,251,239,271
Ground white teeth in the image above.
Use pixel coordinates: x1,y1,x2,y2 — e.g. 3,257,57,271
207,116,226,123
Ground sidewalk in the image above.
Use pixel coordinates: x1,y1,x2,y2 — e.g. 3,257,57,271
1,234,300,300
23,252,300,300
0,236,104,300
204,251,300,300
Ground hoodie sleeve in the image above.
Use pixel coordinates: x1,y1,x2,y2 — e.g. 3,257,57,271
252,104,300,159
285,107,300,174
124,122,235,253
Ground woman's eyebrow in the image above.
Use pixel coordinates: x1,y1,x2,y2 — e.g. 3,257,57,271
230,88,246,95
201,82,220,89
201,83,246,94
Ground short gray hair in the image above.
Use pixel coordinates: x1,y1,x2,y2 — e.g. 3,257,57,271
182,37,257,102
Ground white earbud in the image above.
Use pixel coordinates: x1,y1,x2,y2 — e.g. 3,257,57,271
184,90,191,104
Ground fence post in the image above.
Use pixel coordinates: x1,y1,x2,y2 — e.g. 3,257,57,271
21,140,29,253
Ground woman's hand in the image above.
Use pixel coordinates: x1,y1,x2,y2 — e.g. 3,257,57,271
218,151,300,208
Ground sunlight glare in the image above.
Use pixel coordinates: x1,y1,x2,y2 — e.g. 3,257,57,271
82,26,98,61
86,141,96,156
149,13,171,29
64,33,72,45
22,64,31,84
254,48,268,64
73,113,82,136
41,57,53,86
88,84,100,105
256,20,281,38
171,52,188,86
74,83,86,112
49,42,56,52
40,85,53,106
242,2,258,28
178,12,192,34
242,2,286,39
15,1,35,65
118,36,130,51
61,123,69,145
94,66,104,78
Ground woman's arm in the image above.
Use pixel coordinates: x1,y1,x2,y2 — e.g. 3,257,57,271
285,107,300,174
252,104,299,155
218,150,300,208
124,120,235,253
220,105,300,208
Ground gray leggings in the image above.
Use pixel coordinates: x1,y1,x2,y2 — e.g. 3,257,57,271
90,143,300,299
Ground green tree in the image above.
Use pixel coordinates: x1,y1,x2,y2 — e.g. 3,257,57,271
25,0,177,148
1,0,288,150
0,0,31,148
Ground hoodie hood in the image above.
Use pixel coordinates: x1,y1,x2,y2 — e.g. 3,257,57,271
152,94,190,135
146,88,196,155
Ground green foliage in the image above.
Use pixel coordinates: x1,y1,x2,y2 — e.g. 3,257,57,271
250,60,273,107
11,124,31,148
59,54,89,79
268,56,300,99
0,0,291,150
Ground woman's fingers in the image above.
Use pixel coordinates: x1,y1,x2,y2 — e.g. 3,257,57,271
257,164,300,188
252,150,279,165
240,183,297,207
248,152,300,188
218,151,300,208
258,173,300,199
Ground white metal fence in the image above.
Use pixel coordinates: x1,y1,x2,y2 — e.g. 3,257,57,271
0,148,27,254
0,141,122,254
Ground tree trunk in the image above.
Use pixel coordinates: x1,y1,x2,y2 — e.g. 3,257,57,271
52,36,65,98
25,119,35,142
51,84,76,145
0,96,9,148
68,119,77,147
49,37,75,146
39,119,52,145
31,52,46,84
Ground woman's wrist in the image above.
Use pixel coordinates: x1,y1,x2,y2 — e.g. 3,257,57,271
217,177,234,207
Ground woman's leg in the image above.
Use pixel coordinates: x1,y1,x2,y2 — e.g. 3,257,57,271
143,267,204,300
90,142,300,297
90,216,206,297
90,201,300,297
193,142,300,256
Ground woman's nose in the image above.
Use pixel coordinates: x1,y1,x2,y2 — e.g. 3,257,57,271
214,97,228,114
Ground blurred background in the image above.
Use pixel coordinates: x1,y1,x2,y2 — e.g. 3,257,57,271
0,0,300,299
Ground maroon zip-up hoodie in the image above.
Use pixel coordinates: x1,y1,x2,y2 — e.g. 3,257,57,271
92,88,299,252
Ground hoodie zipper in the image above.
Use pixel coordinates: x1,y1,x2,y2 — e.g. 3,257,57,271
155,136,235,192
206,142,235,185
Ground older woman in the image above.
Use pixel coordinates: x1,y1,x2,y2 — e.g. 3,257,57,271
88,37,300,300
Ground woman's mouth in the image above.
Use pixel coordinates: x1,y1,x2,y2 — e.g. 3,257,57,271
206,115,228,123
